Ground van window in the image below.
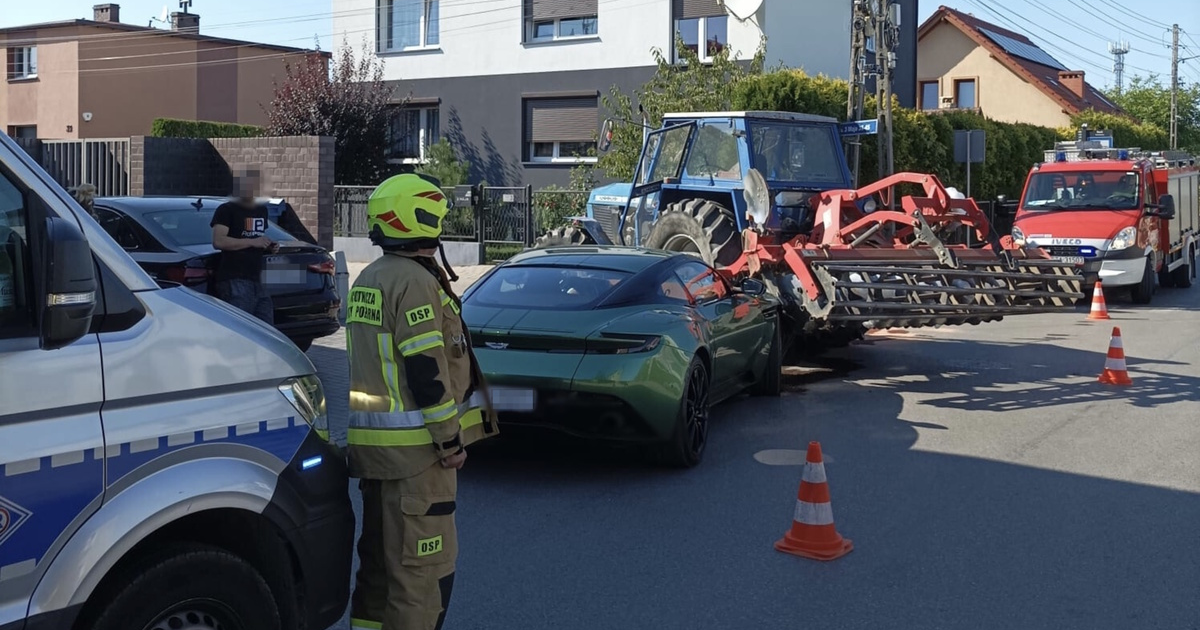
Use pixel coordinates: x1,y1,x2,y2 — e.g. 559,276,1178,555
0,171,33,338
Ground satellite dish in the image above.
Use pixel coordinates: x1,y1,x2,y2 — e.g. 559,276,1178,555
159,5,170,22
743,168,770,227
723,0,763,21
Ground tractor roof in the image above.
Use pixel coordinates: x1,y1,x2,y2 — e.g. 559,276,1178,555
662,111,839,124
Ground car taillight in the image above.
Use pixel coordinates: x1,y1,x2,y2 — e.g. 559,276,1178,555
308,260,336,275
164,261,210,286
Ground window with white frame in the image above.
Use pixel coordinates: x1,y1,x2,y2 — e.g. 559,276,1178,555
378,0,439,52
6,46,37,80
673,15,727,62
524,97,598,164
387,105,440,163
671,0,727,62
524,0,599,43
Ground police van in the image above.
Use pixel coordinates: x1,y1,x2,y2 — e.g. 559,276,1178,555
0,132,353,629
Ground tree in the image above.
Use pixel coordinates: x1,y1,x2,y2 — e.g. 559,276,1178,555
1104,74,1200,151
266,37,395,185
598,35,767,180
416,138,471,188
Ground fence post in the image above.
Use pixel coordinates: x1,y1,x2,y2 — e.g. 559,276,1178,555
474,184,486,264
524,184,535,247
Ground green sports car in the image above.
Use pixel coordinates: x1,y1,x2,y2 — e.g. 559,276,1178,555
461,246,783,467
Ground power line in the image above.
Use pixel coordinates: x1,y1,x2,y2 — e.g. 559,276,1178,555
1061,0,1167,47
1091,0,1172,32
968,0,1160,77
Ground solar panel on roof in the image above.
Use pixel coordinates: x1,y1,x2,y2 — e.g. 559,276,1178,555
979,27,1067,71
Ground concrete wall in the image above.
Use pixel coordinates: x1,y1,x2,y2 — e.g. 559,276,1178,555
917,22,1071,128
335,237,482,266
129,135,336,249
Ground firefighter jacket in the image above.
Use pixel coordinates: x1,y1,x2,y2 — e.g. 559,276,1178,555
345,252,498,479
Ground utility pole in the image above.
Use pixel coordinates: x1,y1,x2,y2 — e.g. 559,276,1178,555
846,0,898,187
1171,23,1179,150
1109,40,1130,95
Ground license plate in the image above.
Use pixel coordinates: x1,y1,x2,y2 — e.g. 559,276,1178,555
489,387,536,412
263,269,308,284
1052,256,1085,265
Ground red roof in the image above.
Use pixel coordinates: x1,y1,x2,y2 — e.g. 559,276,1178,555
918,6,1123,117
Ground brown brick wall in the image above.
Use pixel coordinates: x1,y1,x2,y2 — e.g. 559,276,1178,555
129,135,335,248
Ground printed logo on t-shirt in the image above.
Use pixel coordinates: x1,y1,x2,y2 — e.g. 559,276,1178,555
243,217,267,237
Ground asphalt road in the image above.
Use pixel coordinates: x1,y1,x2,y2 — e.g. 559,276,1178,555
310,282,1200,630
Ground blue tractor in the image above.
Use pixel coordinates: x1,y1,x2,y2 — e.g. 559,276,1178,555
535,111,1084,350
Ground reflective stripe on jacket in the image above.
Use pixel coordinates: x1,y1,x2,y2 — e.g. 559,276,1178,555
345,252,497,479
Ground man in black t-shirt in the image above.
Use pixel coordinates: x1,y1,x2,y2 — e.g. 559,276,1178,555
210,167,279,323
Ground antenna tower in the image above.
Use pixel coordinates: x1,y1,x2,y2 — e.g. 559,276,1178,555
1109,40,1130,94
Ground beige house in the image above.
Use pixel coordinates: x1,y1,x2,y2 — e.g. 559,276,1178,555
916,5,1122,128
0,3,325,140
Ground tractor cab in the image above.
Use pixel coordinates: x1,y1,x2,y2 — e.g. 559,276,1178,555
618,112,853,265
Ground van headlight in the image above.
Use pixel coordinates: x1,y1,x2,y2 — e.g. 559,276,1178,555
279,375,330,441
1011,226,1026,246
1110,226,1137,251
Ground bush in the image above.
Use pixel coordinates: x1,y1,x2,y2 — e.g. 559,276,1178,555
151,118,263,138
732,70,1058,199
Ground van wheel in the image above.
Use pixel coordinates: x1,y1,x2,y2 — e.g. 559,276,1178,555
1131,256,1155,304
1172,246,1195,288
87,544,281,630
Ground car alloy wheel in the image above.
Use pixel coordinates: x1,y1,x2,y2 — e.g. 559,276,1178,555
683,360,710,458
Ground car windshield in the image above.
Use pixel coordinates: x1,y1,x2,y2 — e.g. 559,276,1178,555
747,122,845,185
468,265,632,309
1021,170,1142,210
142,207,293,246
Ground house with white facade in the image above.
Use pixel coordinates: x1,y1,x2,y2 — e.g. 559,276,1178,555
333,0,918,188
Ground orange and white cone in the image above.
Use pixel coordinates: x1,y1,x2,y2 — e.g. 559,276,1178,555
774,441,853,561
1088,281,1110,320
1098,326,1133,386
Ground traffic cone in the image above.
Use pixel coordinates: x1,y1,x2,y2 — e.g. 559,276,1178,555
774,441,853,561
1087,281,1110,320
1098,326,1133,386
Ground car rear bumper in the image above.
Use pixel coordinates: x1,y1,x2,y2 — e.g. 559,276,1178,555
478,347,687,441
273,292,341,341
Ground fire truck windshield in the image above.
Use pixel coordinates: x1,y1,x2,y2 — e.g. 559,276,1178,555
1021,170,1142,210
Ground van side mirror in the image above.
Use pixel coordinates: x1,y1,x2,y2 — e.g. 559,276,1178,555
598,119,615,153
39,216,97,350
1150,194,1176,219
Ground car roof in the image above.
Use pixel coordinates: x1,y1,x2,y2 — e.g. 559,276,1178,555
502,246,689,273
95,196,233,215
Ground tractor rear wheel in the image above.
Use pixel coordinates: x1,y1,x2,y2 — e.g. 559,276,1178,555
643,198,740,266
534,225,592,248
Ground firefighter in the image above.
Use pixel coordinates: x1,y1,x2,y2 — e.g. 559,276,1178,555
346,172,498,630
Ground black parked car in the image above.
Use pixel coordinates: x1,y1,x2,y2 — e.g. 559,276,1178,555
92,196,341,351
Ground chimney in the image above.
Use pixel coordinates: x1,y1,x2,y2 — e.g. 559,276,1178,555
171,11,199,32
1059,70,1086,98
93,3,120,23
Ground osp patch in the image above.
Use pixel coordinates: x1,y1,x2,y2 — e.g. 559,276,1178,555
0,496,31,547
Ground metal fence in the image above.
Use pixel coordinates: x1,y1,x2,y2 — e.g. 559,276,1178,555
334,185,479,242
39,139,131,196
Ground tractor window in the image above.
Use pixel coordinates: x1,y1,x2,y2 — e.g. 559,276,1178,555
685,124,741,180
748,122,844,185
636,123,692,186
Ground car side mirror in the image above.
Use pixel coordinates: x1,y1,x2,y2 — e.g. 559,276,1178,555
598,118,614,153
738,277,767,296
39,216,97,350
1150,194,1176,219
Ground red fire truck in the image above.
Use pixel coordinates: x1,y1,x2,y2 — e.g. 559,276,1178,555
1011,138,1198,304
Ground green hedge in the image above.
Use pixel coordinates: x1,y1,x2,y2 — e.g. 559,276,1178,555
1060,109,1168,150
732,71,1061,200
151,118,264,139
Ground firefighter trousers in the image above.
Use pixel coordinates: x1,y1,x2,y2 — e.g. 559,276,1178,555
351,462,458,630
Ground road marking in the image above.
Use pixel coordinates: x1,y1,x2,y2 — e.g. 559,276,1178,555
752,449,834,465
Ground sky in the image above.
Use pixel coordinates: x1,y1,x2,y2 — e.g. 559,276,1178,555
1,0,1197,90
